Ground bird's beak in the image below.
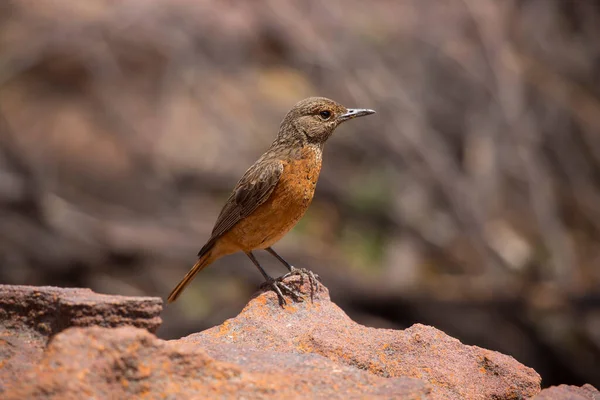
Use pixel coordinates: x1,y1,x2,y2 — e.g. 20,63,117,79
339,108,376,122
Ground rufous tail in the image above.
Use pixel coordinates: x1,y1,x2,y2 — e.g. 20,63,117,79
167,251,213,303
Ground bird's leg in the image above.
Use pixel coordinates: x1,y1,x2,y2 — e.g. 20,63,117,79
265,247,320,301
265,247,294,272
245,251,302,305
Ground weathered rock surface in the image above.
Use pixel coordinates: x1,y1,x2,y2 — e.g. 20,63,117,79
0,284,162,392
184,276,541,399
533,384,600,400
0,285,162,335
6,277,596,399
7,326,431,399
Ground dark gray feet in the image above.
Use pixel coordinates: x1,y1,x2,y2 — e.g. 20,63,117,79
282,267,321,302
261,275,303,306
250,249,322,306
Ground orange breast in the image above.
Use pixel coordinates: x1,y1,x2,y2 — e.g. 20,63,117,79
220,146,322,252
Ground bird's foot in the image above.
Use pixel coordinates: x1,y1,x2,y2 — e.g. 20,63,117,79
283,267,321,302
262,276,303,306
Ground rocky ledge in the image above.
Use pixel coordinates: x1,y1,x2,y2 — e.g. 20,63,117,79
0,279,597,399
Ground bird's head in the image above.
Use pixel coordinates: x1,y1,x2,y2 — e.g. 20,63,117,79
278,97,375,145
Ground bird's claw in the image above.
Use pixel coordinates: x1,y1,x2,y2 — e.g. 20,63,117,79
263,277,303,306
282,267,321,302
283,266,320,280
261,267,321,306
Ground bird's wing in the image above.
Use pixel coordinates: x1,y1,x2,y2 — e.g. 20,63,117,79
198,159,284,256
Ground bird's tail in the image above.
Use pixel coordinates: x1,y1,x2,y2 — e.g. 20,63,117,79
167,250,214,303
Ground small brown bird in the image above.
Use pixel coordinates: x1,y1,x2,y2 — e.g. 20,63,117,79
168,97,375,305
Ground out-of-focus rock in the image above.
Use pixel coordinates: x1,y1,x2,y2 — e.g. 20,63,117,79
533,384,600,400
0,284,162,393
0,284,162,334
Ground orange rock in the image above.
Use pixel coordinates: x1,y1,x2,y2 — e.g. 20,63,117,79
0,284,161,393
6,326,431,399
1,278,547,399
185,275,542,399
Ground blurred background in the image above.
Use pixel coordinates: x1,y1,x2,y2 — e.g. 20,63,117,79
1,0,599,388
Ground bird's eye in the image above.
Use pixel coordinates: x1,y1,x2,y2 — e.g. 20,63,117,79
319,110,332,120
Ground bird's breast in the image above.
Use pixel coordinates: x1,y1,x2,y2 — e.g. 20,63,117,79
278,146,322,203
220,146,323,251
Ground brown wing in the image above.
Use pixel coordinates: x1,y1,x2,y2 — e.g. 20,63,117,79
197,159,283,256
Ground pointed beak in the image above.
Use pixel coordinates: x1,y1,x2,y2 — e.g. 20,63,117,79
339,108,376,122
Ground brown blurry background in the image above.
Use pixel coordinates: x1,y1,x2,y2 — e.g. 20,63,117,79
1,0,599,388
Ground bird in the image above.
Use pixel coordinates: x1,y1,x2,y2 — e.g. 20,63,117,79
168,97,375,305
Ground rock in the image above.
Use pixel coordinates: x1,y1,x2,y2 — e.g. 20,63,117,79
6,326,431,399
184,275,542,399
0,278,546,399
533,384,600,399
0,284,162,393
0,284,162,335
